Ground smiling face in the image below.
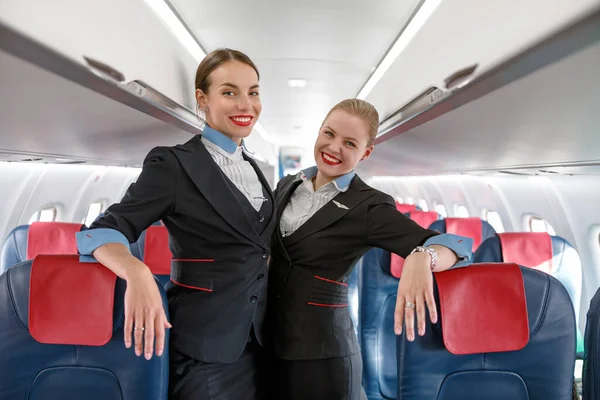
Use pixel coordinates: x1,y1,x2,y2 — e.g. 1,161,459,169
195,60,262,144
313,109,374,180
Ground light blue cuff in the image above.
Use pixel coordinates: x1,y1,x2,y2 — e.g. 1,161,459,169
424,233,473,269
76,228,131,263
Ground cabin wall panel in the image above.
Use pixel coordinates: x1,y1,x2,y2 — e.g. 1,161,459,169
0,163,140,244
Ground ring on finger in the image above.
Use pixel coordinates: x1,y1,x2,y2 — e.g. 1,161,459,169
404,301,416,309
134,326,145,331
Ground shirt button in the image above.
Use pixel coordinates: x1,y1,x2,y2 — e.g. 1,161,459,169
257,273,264,280
262,251,268,259
250,295,258,303
258,214,265,223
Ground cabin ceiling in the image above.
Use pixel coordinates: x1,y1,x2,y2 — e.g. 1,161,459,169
168,0,422,150
0,1,599,178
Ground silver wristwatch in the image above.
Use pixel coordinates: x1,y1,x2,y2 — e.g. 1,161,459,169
410,246,438,271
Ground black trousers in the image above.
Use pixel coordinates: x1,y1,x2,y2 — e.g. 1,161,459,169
169,334,269,400
274,353,363,400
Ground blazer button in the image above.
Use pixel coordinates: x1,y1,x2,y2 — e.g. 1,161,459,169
258,214,265,223
250,295,258,303
262,251,268,259
257,273,264,280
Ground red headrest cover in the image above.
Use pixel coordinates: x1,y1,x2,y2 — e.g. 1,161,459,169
498,232,553,274
390,254,405,279
436,263,529,355
144,226,172,275
395,203,417,213
27,222,83,260
445,218,482,251
408,211,439,229
29,255,116,346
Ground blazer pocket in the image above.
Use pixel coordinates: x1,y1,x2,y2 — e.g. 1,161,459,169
170,259,214,292
308,275,348,308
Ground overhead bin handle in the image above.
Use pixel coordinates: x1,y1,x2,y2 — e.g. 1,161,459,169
83,56,126,82
444,64,478,90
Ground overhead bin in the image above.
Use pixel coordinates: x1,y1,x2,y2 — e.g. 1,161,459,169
365,0,600,121
0,0,197,109
357,5,600,177
0,1,277,171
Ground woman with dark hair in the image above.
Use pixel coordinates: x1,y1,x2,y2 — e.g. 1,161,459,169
77,48,273,400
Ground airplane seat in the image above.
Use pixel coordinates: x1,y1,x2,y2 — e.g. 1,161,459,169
0,255,169,399
129,220,165,261
0,222,83,274
389,211,440,278
405,210,439,229
397,263,576,400
131,224,172,287
473,233,584,354
395,203,420,213
583,286,600,399
355,247,399,400
428,217,496,251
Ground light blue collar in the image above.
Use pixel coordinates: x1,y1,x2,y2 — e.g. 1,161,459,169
300,166,355,192
202,125,240,154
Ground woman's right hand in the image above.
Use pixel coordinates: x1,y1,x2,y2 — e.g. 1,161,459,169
123,265,172,360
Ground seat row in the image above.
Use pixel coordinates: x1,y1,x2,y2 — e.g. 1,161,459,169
350,204,585,399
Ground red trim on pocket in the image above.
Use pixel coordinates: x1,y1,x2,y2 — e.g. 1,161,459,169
307,302,348,308
170,278,213,292
172,259,214,262
314,275,348,286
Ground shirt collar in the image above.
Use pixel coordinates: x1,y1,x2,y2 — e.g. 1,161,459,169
202,125,241,154
298,166,355,192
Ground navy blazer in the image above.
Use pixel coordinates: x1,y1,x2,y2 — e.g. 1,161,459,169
81,135,276,363
267,174,464,360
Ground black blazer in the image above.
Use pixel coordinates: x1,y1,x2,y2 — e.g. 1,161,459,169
90,135,276,363
268,174,437,360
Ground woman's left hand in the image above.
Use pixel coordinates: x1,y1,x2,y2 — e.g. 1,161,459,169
394,252,437,341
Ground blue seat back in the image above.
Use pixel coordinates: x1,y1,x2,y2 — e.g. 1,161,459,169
428,218,496,251
0,258,169,399
1,222,84,274
0,225,29,274
355,247,398,399
397,265,576,400
474,234,583,354
474,234,582,324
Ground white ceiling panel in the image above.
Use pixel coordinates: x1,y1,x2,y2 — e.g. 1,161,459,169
169,0,422,150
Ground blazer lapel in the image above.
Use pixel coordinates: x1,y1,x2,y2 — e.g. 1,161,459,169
274,177,303,261
283,176,374,247
172,136,264,247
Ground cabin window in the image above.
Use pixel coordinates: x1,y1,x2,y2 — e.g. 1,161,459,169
405,197,414,205
455,205,469,218
28,207,57,224
434,203,447,218
418,199,429,212
396,197,403,204
484,210,505,233
529,216,556,235
83,201,105,226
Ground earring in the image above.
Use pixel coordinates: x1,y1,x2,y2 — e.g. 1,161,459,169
202,106,209,112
